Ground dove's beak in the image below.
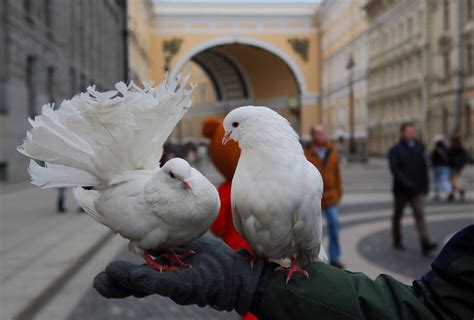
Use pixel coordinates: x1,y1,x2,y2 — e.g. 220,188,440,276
182,178,192,189
222,131,232,145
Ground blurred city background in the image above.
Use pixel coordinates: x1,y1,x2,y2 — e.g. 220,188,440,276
0,0,473,319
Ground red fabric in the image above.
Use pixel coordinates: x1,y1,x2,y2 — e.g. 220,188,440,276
211,181,251,251
241,313,257,320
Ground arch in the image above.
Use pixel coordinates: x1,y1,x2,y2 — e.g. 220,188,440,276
170,37,307,94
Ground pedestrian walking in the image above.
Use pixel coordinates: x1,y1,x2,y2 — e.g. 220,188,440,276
304,125,344,268
447,136,469,202
388,122,437,255
430,135,451,201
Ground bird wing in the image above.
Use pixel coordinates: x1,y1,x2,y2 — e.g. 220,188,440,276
293,160,324,263
18,75,194,187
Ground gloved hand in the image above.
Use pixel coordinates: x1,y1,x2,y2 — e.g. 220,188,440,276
93,234,264,315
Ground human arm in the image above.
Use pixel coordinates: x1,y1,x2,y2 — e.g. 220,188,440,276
94,227,474,319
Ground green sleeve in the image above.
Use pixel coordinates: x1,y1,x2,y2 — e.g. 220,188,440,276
250,262,437,320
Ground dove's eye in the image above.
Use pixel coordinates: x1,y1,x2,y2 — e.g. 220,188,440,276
232,122,239,128
170,171,175,179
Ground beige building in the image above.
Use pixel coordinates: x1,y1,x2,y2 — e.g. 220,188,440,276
127,0,153,82
364,0,473,156
149,1,322,136
365,0,430,156
174,60,219,141
319,0,369,158
429,0,474,154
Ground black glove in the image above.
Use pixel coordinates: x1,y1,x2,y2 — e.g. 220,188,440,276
93,235,264,315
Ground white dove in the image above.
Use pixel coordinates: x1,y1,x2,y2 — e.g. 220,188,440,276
222,106,326,284
17,75,220,271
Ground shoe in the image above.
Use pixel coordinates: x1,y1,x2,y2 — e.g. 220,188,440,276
57,204,66,213
422,242,438,256
393,242,406,251
447,193,455,202
330,261,345,269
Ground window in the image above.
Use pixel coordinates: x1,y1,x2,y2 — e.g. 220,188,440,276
407,17,413,37
465,104,472,136
467,43,474,74
44,0,52,30
47,66,55,103
467,0,474,21
26,56,37,117
444,0,450,31
442,108,449,135
70,67,76,95
443,51,451,79
23,0,33,23
398,22,404,42
80,74,86,91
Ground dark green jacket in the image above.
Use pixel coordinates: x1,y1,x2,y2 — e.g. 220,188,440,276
251,225,474,320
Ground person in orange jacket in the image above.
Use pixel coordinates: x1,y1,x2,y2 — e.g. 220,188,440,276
202,117,255,320
304,125,344,268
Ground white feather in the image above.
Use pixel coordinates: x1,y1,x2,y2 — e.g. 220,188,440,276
18,75,221,262
18,75,193,187
224,106,326,270
28,160,99,188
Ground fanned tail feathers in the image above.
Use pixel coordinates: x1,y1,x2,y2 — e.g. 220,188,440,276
17,74,194,188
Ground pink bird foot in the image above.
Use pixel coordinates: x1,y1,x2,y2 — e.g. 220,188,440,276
239,250,258,269
143,251,178,272
158,249,197,269
275,258,309,285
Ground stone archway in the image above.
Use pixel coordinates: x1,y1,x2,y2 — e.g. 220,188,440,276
170,37,307,96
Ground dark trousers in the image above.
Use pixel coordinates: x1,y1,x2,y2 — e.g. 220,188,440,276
392,194,430,245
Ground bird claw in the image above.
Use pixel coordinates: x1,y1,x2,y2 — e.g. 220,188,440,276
158,250,196,269
143,251,178,272
274,258,309,285
238,250,258,269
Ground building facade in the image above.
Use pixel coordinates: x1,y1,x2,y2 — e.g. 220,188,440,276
365,0,473,156
365,0,430,156
0,0,127,182
128,0,152,82
150,1,322,136
429,0,474,155
319,0,369,159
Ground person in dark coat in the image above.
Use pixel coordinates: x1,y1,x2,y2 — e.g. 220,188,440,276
94,224,474,320
388,122,437,255
430,135,451,201
447,136,469,201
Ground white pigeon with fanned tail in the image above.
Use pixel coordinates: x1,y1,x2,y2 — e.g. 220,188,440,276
18,75,220,271
223,106,327,284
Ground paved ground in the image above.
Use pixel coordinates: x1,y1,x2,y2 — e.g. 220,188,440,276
1,158,473,319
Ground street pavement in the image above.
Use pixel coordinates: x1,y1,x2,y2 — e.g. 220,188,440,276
0,159,473,320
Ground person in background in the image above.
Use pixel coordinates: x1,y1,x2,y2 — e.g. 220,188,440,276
201,117,250,252
430,135,451,201
184,141,197,164
447,135,469,202
388,122,437,256
57,187,66,213
304,125,344,269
